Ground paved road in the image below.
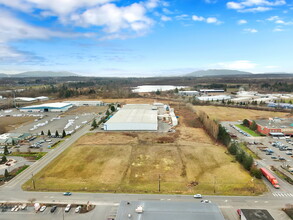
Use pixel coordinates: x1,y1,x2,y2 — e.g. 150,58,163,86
1,123,91,191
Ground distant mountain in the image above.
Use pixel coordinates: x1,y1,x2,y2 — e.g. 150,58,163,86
0,73,9,77
13,71,79,77
0,71,79,78
186,69,253,77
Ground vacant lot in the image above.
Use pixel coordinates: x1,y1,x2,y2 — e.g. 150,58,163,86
0,117,36,133
23,106,266,195
194,106,292,121
62,106,107,116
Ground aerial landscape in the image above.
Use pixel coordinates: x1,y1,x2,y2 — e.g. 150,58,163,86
0,0,293,220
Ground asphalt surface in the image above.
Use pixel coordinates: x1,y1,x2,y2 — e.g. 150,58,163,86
0,118,292,219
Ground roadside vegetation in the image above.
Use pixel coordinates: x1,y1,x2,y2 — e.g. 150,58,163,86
23,105,266,195
0,152,47,160
0,165,29,185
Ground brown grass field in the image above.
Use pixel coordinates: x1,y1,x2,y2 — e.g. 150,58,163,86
194,106,292,121
0,117,36,133
23,105,267,195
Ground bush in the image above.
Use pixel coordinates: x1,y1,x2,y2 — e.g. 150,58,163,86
228,142,238,155
250,167,262,179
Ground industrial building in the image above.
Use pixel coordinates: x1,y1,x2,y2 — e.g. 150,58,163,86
197,95,231,102
63,100,104,106
248,118,293,136
19,102,73,112
114,201,225,220
239,209,274,220
104,104,158,131
178,91,199,96
15,96,49,102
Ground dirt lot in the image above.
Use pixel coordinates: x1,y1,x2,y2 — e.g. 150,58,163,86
0,117,36,133
23,105,266,195
194,106,292,121
61,106,107,116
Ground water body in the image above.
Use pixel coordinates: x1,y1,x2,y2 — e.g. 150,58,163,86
132,85,186,93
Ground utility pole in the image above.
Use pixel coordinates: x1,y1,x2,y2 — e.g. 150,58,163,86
213,176,216,194
158,174,161,192
32,173,35,190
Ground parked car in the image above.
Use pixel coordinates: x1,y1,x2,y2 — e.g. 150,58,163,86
20,204,27,210
40,206,46,212
11,205,18,212
50,206,57,213
201,200,211,203
65,204,71,212
271,156,277,160
63,192,72,196
237,209,241,216
193,194,202,199
286,151,293,155
75,206,81,213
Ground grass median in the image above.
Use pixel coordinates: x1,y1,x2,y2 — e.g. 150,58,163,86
235,124,260,137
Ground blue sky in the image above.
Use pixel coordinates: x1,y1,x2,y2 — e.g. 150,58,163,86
0,0,292,76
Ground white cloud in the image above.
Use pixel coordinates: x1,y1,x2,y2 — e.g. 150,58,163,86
227,0,286,12
70,3,153,35
273,27,284,31
161,15,172,21
192,15,221,24
238,19,248,24
266,15,293,25
206,17,219,23
0,10,86,61
265,65,279,68
244,28,258,33
216,60,257,70
175,14,189,20
192,15,205,21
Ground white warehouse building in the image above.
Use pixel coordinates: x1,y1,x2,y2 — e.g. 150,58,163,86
104,104,158,131
19,102,73,112
63,100,104,106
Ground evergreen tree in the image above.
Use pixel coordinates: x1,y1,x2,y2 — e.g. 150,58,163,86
217,125,231,147
62,130,66,138
55,130,59,137
41,130,44,136
4,169,9,179
243,155,253,171
47,130,51,136
155,90,161,95
91,119,97,128
4,146,9,155
243,119,250,127
1,156,7,164
250,168,262,179
110,105,116,112
174,88,179,93
236,150,245,163
106,110,110,116
228,142,238,155
250,121,257,131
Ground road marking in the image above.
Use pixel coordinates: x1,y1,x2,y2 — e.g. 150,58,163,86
272,192,293,197
224,200,228,202
264,201,268,203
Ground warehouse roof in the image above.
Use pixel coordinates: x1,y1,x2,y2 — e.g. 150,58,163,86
115,201,225,220
241,209,274,220
20,102,72,110
106,107,157,124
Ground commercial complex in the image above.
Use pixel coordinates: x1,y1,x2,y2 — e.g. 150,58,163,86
0,133,32,146
248,118,293,136
178,91,199,96
115,201,225,220
19,103,73,112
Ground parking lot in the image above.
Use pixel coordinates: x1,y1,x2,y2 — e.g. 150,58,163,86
221,121,293,176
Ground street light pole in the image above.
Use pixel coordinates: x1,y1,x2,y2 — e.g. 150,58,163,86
32,173,35,190
158,174,161,192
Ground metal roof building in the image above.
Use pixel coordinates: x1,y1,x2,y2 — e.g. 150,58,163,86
104,104,158,131
115,201,225,220
19,102,73,112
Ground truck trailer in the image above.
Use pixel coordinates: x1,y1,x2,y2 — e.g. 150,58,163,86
260,168,280,189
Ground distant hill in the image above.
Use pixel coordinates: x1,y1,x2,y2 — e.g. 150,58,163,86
186,69,252,77
0,73,9,77
0,71,79,78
